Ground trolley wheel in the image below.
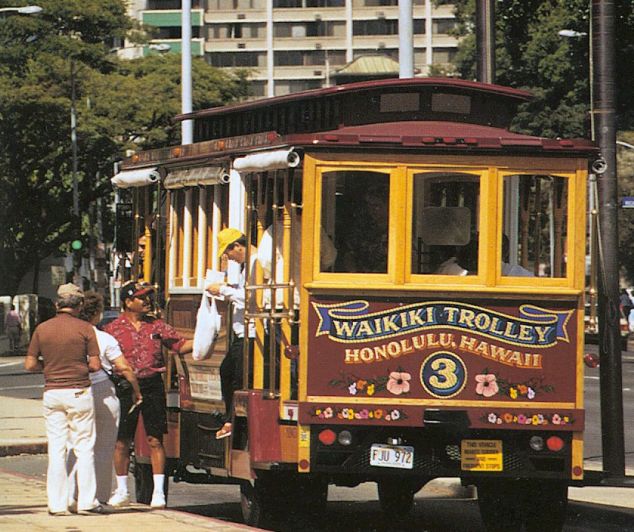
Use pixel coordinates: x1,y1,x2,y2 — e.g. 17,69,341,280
296,476,328,515
239,480,265,527
523,480,568,532
133,461,169,505
377,479,417,518
477,479,567,532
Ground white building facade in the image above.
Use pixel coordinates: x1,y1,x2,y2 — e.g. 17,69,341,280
126,0,458,97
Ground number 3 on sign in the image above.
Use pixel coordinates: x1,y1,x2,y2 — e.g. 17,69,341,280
421,352,467,398
429,357,458,389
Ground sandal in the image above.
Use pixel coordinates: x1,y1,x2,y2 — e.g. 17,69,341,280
216,422,232,439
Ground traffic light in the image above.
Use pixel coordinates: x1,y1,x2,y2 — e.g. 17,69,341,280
70,237,85,273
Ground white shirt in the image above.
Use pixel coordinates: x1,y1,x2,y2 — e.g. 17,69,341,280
90,326,123,384
219,255,257,339
436,257,468,276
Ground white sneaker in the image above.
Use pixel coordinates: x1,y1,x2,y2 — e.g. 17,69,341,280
107,490,130,508
150,492,166,509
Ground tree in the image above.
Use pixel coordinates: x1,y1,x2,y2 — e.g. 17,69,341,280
448,0,634,281
449,0,634,137
0,0,249,296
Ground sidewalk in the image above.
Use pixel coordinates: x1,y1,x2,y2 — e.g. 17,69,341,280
0,395,47,457
0,469,256,531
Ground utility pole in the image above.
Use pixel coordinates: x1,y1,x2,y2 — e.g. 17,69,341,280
181,0,193,145
593,0,625,480
398,0,413,78
70,58,81,283
476,0,495,83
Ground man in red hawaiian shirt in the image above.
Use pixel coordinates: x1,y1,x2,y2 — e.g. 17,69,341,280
104,282,192,509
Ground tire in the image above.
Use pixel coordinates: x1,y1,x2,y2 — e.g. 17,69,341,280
377,479,416,518
477,479,568,532
523,480,568,532
296,476,328,516
240,480,264,527
477,481,523,532
133,460,169,505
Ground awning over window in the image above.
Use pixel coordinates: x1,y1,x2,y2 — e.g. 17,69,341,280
232,148,300,174
163,166,230,189
111,167,159,189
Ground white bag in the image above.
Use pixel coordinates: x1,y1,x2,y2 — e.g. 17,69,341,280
192,293,221,361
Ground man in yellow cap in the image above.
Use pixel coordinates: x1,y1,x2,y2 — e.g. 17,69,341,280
206,228,256,439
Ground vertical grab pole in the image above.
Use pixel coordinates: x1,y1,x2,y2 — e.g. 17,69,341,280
244,176,254,392
280,172,292,401
268,173,279,398
253,175,267,390
132,189,141,280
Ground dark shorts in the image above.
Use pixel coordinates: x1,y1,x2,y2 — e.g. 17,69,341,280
117,373,167,441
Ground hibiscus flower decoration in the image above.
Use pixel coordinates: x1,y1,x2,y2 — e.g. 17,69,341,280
475,374,499,397
387,371,411,395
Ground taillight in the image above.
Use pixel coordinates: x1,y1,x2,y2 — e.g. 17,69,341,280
546,436,565,452
318,429,336,446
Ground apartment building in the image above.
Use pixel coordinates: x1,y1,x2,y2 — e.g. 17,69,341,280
126,0,458,97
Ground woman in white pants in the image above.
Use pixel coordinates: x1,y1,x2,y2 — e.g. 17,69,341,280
68,292,142,505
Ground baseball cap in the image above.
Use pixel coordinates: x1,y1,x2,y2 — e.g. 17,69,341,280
217,228,243,259
120,281,154,301
57,283,84,299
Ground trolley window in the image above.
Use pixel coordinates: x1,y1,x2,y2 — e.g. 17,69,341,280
411,172,481,275
321,169,390,274
502,174,568,278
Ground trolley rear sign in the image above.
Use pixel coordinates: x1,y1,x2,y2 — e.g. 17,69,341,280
307,298,577,404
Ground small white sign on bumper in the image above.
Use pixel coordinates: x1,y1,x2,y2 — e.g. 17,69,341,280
370,444,414,469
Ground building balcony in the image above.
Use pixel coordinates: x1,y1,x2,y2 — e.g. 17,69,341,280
142,9,205,27
205,10,267,23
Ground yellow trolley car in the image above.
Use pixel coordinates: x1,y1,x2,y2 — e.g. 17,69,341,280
113,78,598,530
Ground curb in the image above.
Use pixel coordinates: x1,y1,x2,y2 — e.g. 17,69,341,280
0,441,47,457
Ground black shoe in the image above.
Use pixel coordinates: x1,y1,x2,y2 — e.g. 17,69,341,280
78,505,109,515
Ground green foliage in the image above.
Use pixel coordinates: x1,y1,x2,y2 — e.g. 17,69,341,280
449,0,634,283
0,0,249,296
450,0,592,137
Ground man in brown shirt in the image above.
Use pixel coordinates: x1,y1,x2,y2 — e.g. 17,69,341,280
25,283,104,515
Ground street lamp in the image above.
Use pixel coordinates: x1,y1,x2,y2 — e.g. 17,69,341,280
0,5,42,15
616,140,634,151
558,28,593,139
558,29,587,38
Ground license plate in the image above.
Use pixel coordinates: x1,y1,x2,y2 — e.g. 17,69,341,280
461,439,503,471
370,444,414,469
